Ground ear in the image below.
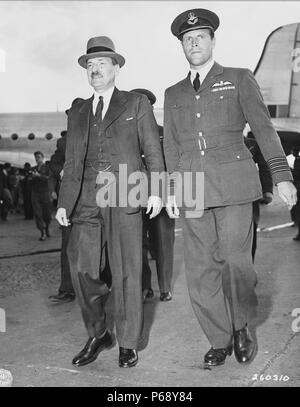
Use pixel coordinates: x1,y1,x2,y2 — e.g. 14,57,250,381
114,64,120,77
212,36,216,49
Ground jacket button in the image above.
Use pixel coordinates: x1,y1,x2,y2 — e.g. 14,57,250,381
199,131,203,137
196,113,201,118
237,155,240,159
220,95,224,99
196,95,200,100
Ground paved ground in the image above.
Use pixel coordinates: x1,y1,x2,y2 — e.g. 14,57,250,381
0,191,300,387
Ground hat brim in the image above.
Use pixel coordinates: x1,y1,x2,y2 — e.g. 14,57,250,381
78,52,125,68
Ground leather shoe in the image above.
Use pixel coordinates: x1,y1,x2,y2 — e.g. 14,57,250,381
143,288,154,302
234,325,257,364
204,345,233,366
119,347,138,368
39,230,46,241
160,291,172,302
72,331,113,367
49,292,75,303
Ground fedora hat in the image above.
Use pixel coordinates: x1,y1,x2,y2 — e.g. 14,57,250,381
78,36,125,68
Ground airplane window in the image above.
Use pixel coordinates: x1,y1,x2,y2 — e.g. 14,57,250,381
11,133,18,140
45,133,53,140
28,133,35,140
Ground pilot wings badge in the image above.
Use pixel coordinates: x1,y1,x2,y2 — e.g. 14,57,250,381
212,80,234,87
211,80,236,92
187,12,198,25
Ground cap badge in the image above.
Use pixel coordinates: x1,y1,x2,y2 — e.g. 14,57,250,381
187,12,198,25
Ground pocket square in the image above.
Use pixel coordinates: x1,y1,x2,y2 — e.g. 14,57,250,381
126,117,134,121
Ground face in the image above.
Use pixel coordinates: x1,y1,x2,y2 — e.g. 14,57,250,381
86,57,119,92
34,154,44,165
181,29,215,68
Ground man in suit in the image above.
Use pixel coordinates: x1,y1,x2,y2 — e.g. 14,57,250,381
131,88,175,302
30,151,52,241
164,8,296,367
56,36,164,368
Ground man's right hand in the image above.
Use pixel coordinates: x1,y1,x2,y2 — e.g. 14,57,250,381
166,195,180,219
55,208,70,226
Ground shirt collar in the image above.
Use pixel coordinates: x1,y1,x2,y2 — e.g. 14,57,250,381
190,59,215,83
93,85,114,102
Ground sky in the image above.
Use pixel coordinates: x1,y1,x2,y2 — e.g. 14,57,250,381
0,0,300,112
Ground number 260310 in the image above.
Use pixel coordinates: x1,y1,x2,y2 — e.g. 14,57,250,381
252,374,289,382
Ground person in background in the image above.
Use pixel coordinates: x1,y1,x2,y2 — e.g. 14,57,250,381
130,88,175,302
48,129,76,303
290,147,300,240
30,151,52,241
20,163,34,220
0,163,13,221
245,132,273,260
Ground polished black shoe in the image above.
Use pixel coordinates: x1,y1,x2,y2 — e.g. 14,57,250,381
49,292,75,304
142,288,154,302
160,291,172,302
204,345,233,366
72,331,113,367
293,234,300,241
234,325,257,364
119,347,138,368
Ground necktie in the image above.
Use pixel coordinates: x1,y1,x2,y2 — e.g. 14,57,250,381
193,72,200,92
95,96,104,121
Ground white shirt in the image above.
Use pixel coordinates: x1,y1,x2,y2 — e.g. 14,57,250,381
93,86,114,119
190,59,215,86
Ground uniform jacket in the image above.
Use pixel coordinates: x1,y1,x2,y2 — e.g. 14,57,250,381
58,87,165,217
163,62,292,208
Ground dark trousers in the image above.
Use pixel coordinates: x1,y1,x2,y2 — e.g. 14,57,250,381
142,208,175,293
67,169,143,349
31,190,52,232
58,226,74,295
182,203,257,349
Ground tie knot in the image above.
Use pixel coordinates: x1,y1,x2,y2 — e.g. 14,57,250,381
193,72,200,92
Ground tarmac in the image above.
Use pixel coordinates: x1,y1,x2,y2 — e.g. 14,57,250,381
0,190,300,387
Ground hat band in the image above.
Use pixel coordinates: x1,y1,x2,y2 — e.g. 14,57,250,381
87,46,114,54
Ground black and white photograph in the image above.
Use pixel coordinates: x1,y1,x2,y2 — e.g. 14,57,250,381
0,0,300,390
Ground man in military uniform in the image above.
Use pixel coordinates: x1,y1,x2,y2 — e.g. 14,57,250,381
30,151,52,241
164,8,296,367
131,88,175,302
56,36,164,368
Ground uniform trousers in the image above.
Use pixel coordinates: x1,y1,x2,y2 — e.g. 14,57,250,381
182,203,257,349
67,168,143,349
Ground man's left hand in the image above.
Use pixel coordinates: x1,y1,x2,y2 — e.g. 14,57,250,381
146,196,162,219
277,181,297,210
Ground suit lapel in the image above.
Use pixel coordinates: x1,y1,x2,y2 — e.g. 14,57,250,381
79,97,93,142
102,87,127,131
179,75,196,97
199,62,224,92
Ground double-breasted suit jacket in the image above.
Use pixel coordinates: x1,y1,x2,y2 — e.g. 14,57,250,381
58,88,165,217
163,62,292,208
